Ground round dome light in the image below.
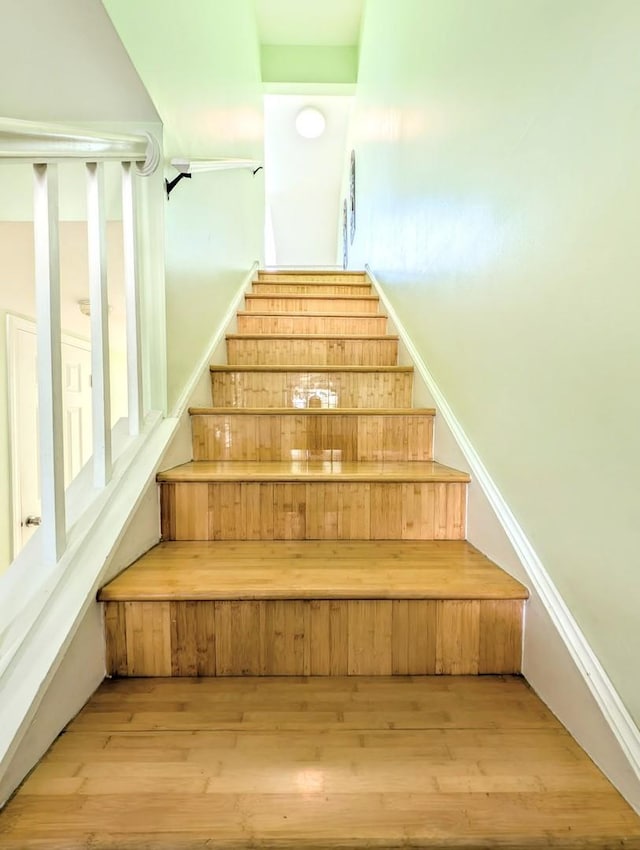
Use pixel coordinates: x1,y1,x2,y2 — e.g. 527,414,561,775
295,107,326,139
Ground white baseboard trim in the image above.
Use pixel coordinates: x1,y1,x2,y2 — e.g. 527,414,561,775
365,264,640,784
171,262,259,418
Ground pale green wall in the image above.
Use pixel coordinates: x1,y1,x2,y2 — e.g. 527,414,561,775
261,45,358,83
104,0,264,155
104,0,265,411
164,170,262,409
350,0,640,723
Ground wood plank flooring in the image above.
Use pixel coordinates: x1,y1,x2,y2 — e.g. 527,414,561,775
2,677,639,849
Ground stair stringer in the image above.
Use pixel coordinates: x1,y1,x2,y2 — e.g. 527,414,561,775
365,264,640,814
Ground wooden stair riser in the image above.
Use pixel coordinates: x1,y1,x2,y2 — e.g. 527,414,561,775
252,282,372,296
237,313,388,335
257,272,367,283
160,481,467,541
226,336,398,366
245,295,380,313
191,412,434,462
104,598,523,677
210,368,414,408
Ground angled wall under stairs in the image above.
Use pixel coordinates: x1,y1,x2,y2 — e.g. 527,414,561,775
99,270,528,677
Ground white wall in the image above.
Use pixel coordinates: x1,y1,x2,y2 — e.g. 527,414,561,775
350,0,640,806
265,94,352,266
164,170,264,409
0,0,159,123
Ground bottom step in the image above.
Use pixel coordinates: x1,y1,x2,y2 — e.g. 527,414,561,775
100,541,527,678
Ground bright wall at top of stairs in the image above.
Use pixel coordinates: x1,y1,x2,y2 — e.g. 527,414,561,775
348,0,640,795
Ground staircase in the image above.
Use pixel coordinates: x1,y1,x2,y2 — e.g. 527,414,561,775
99,269,527,678
3,270,640,849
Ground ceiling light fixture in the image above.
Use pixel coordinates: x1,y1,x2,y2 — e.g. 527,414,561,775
295,107,326,139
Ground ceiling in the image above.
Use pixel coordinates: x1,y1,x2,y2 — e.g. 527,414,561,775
255,0,365,46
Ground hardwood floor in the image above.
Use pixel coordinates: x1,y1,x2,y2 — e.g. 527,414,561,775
2,676,639,849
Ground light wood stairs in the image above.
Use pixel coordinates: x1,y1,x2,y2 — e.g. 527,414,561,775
4,271,640,849
99,269,528,677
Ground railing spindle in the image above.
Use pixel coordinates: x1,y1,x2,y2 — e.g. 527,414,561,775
33,163,66,564
86,162,112,488
121,161,144,436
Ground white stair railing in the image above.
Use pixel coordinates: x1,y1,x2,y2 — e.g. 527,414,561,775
0,117,161,570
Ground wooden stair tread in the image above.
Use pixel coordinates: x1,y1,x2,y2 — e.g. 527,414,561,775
157,460,470,483
257,277,368,284
226,333,397,340
210,364,413,372
189,407,435,416
246,293,380,300
259,269,367,276
98,540,528,602
238,310,386,318
252,284,372,291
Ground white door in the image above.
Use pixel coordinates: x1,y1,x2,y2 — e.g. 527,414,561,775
8,316,92,557
61,338,93,486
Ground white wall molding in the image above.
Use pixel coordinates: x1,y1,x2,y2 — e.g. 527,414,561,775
171,262,259,418
365,264,640,787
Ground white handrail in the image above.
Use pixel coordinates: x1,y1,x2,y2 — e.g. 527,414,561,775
0,117,161,175
170,157,261,173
